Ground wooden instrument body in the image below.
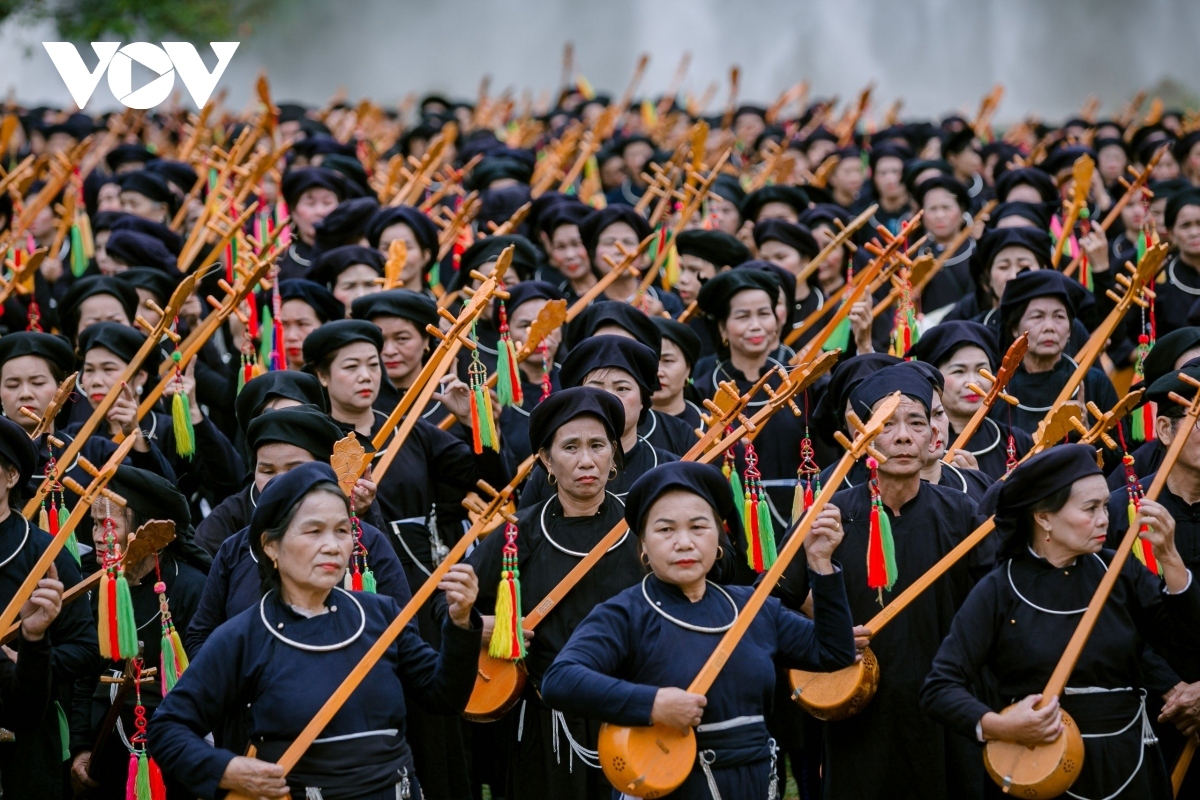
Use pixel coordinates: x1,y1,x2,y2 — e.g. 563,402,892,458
597,721,696,799
983,706,1084,799
463,649,527,722
789,646,880,721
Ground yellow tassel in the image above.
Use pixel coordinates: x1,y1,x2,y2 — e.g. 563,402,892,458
38,507,48,532
169,629,189,673
488,572,515,659
98,572,111,659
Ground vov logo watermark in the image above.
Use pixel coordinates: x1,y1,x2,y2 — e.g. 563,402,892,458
42,42,239,109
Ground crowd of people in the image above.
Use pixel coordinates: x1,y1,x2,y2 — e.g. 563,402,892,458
0,73,1196,800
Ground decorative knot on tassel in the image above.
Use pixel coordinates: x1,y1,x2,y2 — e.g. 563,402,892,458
126,658,167,800
741,444,778,573
489,522,526,661
343,513,376,594
153,556,188,696
865,457,898,601
25,298,42,332
1121,452,1162,576
468,333,499,454
41,456,80,565
1005,431,1019,476
792,433,821,525
538,341,553,403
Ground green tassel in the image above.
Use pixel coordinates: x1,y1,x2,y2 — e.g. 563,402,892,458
172,391,196,459
69,224,87,278
135,751,152,800
879,510,898,591
426,261,440,292
115,575,138,658
824,316,851,352
496,340,515,407
728,468,745,519
757,497,777,569
161,633,178,692
259,306,274,367
1136,229,1147,263
56,701,69,761
474,384,496,448
1131,409,1145,441
362,568,377,594
64,531,81,567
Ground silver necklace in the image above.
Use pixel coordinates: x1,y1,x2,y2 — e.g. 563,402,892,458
259,587,366,651
641,575,738,634
288,243,311,268
967,417,1002,457
539,492,627,558
942,463,969,493
0,516,30,570
1168,257,1200,296
1006,553,1108,615
1016,356,1081,413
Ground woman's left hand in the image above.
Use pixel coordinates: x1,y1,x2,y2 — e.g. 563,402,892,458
440,564,479,629
805,506,842,574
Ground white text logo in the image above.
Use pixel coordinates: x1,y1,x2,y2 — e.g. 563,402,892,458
42,42,239,109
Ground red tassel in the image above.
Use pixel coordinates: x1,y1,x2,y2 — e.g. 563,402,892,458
867,502,887,589
351,568,363,591
106,575,121,657
1139,531,1159,575
125,752,137,798
149,759,166,800
47,503,59,536
803,483,814,511
748,498,763,572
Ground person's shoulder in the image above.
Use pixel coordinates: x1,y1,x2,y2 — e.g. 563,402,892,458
654,446,680,464
923,480,979,512
213,527,250,564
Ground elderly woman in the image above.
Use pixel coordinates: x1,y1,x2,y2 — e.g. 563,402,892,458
461,387,645,798
997,270,1119,435
922,444,1200,800
542,461,855,799
0,416,100,798
518,336,679,510
68,466,209,799
150,462,481,800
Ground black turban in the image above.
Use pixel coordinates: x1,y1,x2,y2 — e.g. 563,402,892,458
307,245,385,291
302,319,383,370
849,363,932,420
625,461,744,545
0,332,75,376
559,335,659,423
59,277,140,342
528,386,625,454
246,405,346,462
566,302,661,353
365,205,439,255
351,290,439,332
235,371,327,435
77,322,161,375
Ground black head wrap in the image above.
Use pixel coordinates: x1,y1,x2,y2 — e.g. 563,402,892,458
528,385,625,454
566,303,662,353
235,371,327,435
307,245,385,291
364,205,439,254
59,276,141,342
625,461,744,546
559,336,659,423
77,322,161,374
905,321,998,369
351,290,439,332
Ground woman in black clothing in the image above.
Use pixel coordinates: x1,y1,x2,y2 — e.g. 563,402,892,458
922,444,1200,799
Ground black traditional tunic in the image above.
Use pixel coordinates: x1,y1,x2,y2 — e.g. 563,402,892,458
948,417,1033,481
1140,255,1200,336
919,238,975,315
68,552,206,799
638,407,700,456
818,459,993,505
150,590,482,800
921,549,1200,800
775,482,989,800
1000,357,1119,438
0,513,102,799
541,571,856,800
466,494,642,799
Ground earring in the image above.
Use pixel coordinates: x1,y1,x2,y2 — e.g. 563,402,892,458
271,557,278,570
547,473,557,486
721,337,729,347
609,465,618,480
640,552,650,567
716,546,725,561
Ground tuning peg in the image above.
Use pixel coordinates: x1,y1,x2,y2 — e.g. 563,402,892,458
503,512,519,526
18,407,42,424
462,497,487,516
1068,417,1089,437
999,391,1019,406
845,410,866,433
1085,401,1104,420
965,383,987,397
832,430,852,450
865,445,887,464
77,457,100,478
134,316,156,335
476,480,499,499
736,413,757,434
47,435,65,449
1098,431,1118,451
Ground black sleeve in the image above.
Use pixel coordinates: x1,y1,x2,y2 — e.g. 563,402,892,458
0,634,54,734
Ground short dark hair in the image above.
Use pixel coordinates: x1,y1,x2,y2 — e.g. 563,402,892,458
255,482,349,595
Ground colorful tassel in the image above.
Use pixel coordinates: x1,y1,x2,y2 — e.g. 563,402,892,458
888,264,919,358
723,443,745,520
741,444,777,573
468,339,498,453
494,299,524,408
98,571,112,659
115,573,138,657
865,457,898,596
824,266,854,353
1121,453,1162,576
1078,210,1094,292
489,523,526,660
99,504,137,660
793,430,821,525
258,305,275,368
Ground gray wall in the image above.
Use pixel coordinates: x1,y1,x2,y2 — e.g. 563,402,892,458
2,0,1197,120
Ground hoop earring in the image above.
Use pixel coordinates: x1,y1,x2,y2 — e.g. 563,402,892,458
716,546,725,561
609,465,618,480
640,552,650,567
547,473,557,486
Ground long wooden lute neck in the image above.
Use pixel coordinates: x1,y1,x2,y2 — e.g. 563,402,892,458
1038,373,1200,706
942,333,1028,462
686,395,900,696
